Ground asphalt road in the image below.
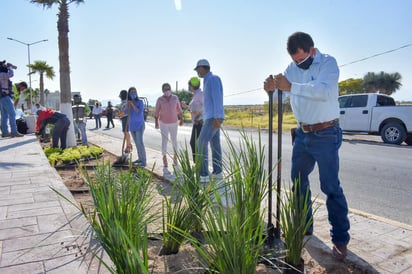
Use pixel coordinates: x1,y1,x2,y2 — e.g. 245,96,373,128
88,118,412,226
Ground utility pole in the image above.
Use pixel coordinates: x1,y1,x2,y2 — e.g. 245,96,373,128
7,37,48,109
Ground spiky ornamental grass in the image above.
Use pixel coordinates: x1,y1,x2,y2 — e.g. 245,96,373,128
173,144,210,233
178,129,269,274
81,163,159,274
161,144,211,255
161,190,193,255
279,177,316,267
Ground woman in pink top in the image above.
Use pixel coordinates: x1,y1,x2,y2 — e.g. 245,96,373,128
154,83,183,177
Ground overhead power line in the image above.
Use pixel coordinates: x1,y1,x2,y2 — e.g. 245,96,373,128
339,43,412,67
224,43,412,98
225,88,262,97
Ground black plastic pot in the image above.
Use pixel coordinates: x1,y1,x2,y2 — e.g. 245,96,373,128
158,245,179,256
283,258,305,274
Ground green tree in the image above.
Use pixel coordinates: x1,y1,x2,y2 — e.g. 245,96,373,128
338,78,364,95
32,88,40,101
31,0,85,147
173,89,192,107
363,71,402,95
28,60,55,106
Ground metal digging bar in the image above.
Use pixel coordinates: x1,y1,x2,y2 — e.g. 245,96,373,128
266,83,275,246
275,89,283,240
266,76,283,247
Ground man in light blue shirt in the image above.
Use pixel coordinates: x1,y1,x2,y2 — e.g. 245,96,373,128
194,59,224,183
264,32,350,260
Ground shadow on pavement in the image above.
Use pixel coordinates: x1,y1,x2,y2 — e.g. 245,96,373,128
0,137,37,152
305,235,379,273
343,138,411,149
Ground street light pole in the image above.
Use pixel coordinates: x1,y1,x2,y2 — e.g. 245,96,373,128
7,37,48,109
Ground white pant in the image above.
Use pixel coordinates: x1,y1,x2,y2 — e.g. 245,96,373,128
159,121,178,156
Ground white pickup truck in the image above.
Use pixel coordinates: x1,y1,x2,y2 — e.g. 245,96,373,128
338,93,412,145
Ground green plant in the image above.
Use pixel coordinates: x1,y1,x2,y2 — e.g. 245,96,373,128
59,147,81,162
88,145,104,156
279,178,315,267
77,145,91,158
43,147,62,157
161,190,193,255
81,163,158,274
42,145,104,165
182,129,268,273
173,144,209,233
161,145,209,254
223,129,268,234
47,152,60,166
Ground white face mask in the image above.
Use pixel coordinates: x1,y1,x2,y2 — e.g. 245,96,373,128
164,90,172,97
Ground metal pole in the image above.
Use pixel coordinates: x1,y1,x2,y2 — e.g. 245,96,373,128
267,88,275,246
275,89,283,239
6,38,48,109
27,44,32,108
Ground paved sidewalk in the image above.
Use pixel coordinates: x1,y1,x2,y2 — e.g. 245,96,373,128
0,135,111,273
1,130,412,273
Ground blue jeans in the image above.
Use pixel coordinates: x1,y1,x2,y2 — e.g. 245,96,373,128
130,124,146,166
197,118,222,177
52,117,70,149
0,96,17,134
94,114,101,128
74,121,87,145
292,125,350,246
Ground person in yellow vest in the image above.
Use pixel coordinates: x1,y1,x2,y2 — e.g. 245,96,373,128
72,94,90,145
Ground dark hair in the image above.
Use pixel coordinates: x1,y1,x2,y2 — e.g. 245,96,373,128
0,60,7,73
17,81,28,89
162,83,171,91
287,32,314,55
119,90,128,100
127,87,139,101
15,81,28,92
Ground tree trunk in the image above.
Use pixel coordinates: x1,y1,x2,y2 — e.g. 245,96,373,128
39,73,45,105
58,0,76,147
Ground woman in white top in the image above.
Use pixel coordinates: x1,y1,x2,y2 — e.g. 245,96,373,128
181,77,203,161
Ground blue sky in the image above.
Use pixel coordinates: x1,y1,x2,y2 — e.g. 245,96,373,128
2,0,412,106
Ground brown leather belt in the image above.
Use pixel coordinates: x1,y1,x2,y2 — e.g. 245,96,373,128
300,119,339,133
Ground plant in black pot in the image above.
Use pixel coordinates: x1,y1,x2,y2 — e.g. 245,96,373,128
279,178,316,274
160,187,194,255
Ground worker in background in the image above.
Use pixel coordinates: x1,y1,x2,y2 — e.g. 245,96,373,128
72,94,90,145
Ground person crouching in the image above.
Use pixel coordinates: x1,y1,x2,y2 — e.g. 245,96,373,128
36,109,70,149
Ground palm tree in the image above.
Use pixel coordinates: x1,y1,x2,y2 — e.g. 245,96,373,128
28,61,55,106
363,71,402,95
32,88,40,102
44,88,50,107
31,0,85,147
382,72,402,95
